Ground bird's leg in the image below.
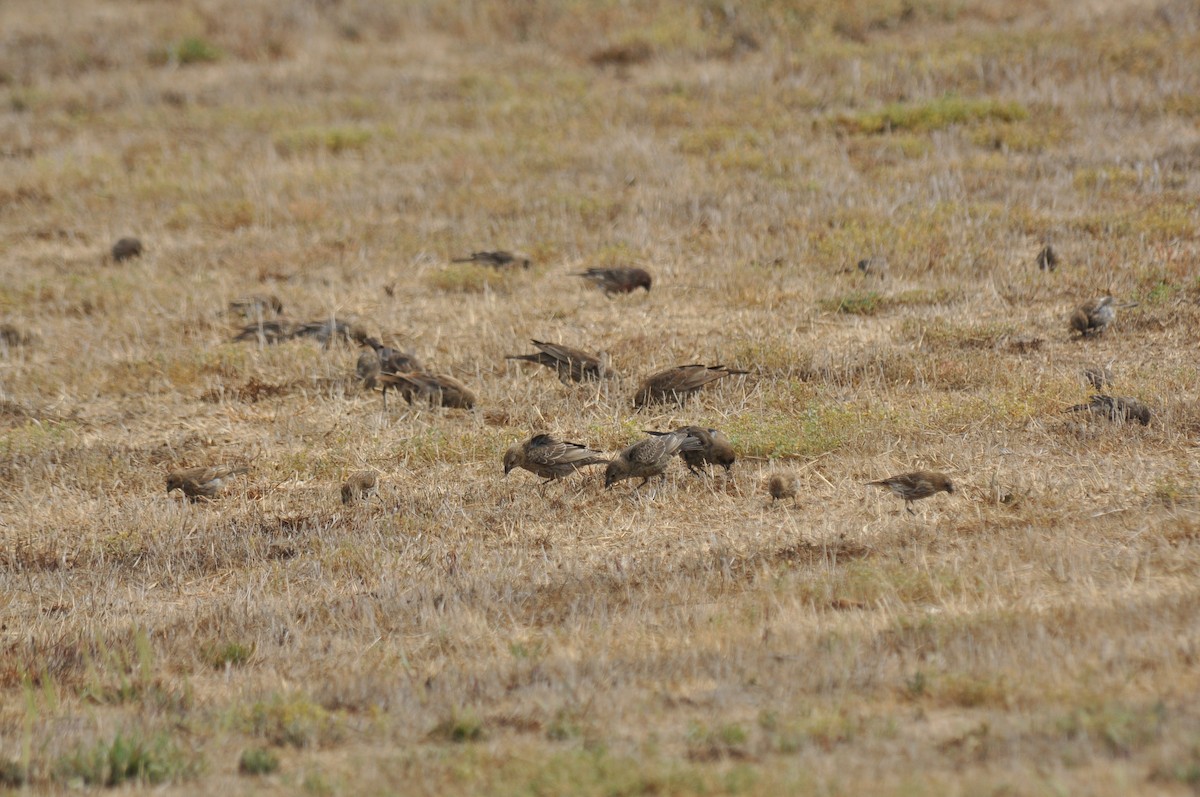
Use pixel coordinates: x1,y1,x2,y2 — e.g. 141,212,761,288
906,503,916,515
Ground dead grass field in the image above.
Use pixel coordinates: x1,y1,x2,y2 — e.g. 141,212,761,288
2,0,1200,793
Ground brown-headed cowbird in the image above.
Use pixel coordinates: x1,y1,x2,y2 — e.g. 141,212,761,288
111,237,143,262
1037,245,1059,271
867,470,955,514
633,364,747,408
1070,297,1135,337
166,465,249,500
574,267,652,296
229,294,284,319
768,472,799,503
604,430,703,489
1067,394,1151,425
857,257,888,280
366,337,423,374
232,320,295,344
379,371,476,409
355,348,381,389
503,433,608,483
1084,364,1113,391
452,250,531,269
506,340,613,384
645,426,734,475
341,471,378,504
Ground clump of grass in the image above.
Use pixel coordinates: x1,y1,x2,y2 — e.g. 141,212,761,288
173,37,223,66
274,126,374,157
685,722,750,761
202,641,255,669
834,96,1028,135
238,747,280,776
1057,702,1166,757
429,709,485,743
425,264,512,294
55,732,198,787
245,693,342,749
819,292,885,316
729,402,859,458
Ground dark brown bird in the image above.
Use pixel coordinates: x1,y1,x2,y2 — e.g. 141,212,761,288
768,472,799,503
366,337,423,374
355,348,382,389
505,340,613,384
856,257,888,280
633,364,747,408
166,465,249,500
503,433,608,483
232,320,295,344
341,471,378,504
1070,297,1135,337
1067,395,1151,426
1036,245,1059,271
111,237,143,262
0,323,32,348
452,250,531,269
574,267,652,296
867,470,955,514
604,430,703,489
645,426,735,475
229,294,283,319
378,371,476,409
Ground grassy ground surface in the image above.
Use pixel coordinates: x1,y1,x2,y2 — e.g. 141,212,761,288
2,0,1200,793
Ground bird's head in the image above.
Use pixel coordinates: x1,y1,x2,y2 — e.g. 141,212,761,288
502,443,521,475
165,474,182,493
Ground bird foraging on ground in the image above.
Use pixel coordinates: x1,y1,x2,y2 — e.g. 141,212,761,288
452,250,531,269
633,364,747,408
232,320,295,344
645,426,734,475
573,267,652,296
1066,395,1151,426
856,257,888,280
1084,364,1114,391
1036,245,1059,271
229,294,283,319
111,237,143,262
867,471,954,514
604,430,703,490
341,471,378,504
292,319,370,347
365,337,423,375
503,433,608,483
379,371,476,409
355,348,382,389
1070,296,1135,337
505,340,613,384
166,465,249,500
768,472,799,504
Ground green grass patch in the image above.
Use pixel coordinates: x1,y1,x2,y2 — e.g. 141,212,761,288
425,263,513,294
55,731,198,787
819,291,885,315
238,747,280,776
244,693,342,749
429,709,485,743
170,37,222,66
834,95,1028,135
729,402,858,458
274,126,374,157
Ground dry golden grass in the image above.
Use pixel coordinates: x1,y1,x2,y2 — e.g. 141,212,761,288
2,0,1200,792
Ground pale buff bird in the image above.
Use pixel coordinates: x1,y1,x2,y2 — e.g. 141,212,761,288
1070,296,1135,337
503,433,608,483
166,465,249,500
768,472,799,504
341,471,378,504
867,470,954,514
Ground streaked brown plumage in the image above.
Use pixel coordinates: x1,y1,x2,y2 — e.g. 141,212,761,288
378,371,476,409
857,257,888,280
292,319,370,347
633,364,747,408
1067,395,1151,426
505,340,613,384
867,470,954,513
341,471,378,504
229,294,283,319
1036,245,1059,271
1084,364,1113,391
232,320,295,344
768,472,799,503
355,348,381,389
503,433,608,483
452,250,530,269
111,237,143,262
604,430,703,489
1070,296,1134,337
574,267,652,296
645,426,735,474
166,465,249,500
366,337,423,374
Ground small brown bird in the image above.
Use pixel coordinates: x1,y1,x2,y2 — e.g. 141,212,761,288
111,237,143,262
341,471,378,504
604,430,703,489
452,250,531,269
355,348,382,389
378,371,476,409
503,433,608,483
506,340,614,384
867,470,955,514
365,337,423,375
166,465,249,500
229,294,284,319
1066,395,1151,426
1036,245,1059,271
1070,297,1135,337
633,364,747,408
1083,364,1113,391
232,320,295,344
292,319,370,347
768,472,799,503
856,257,888,280
574,267,652,296
645,426,735,475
